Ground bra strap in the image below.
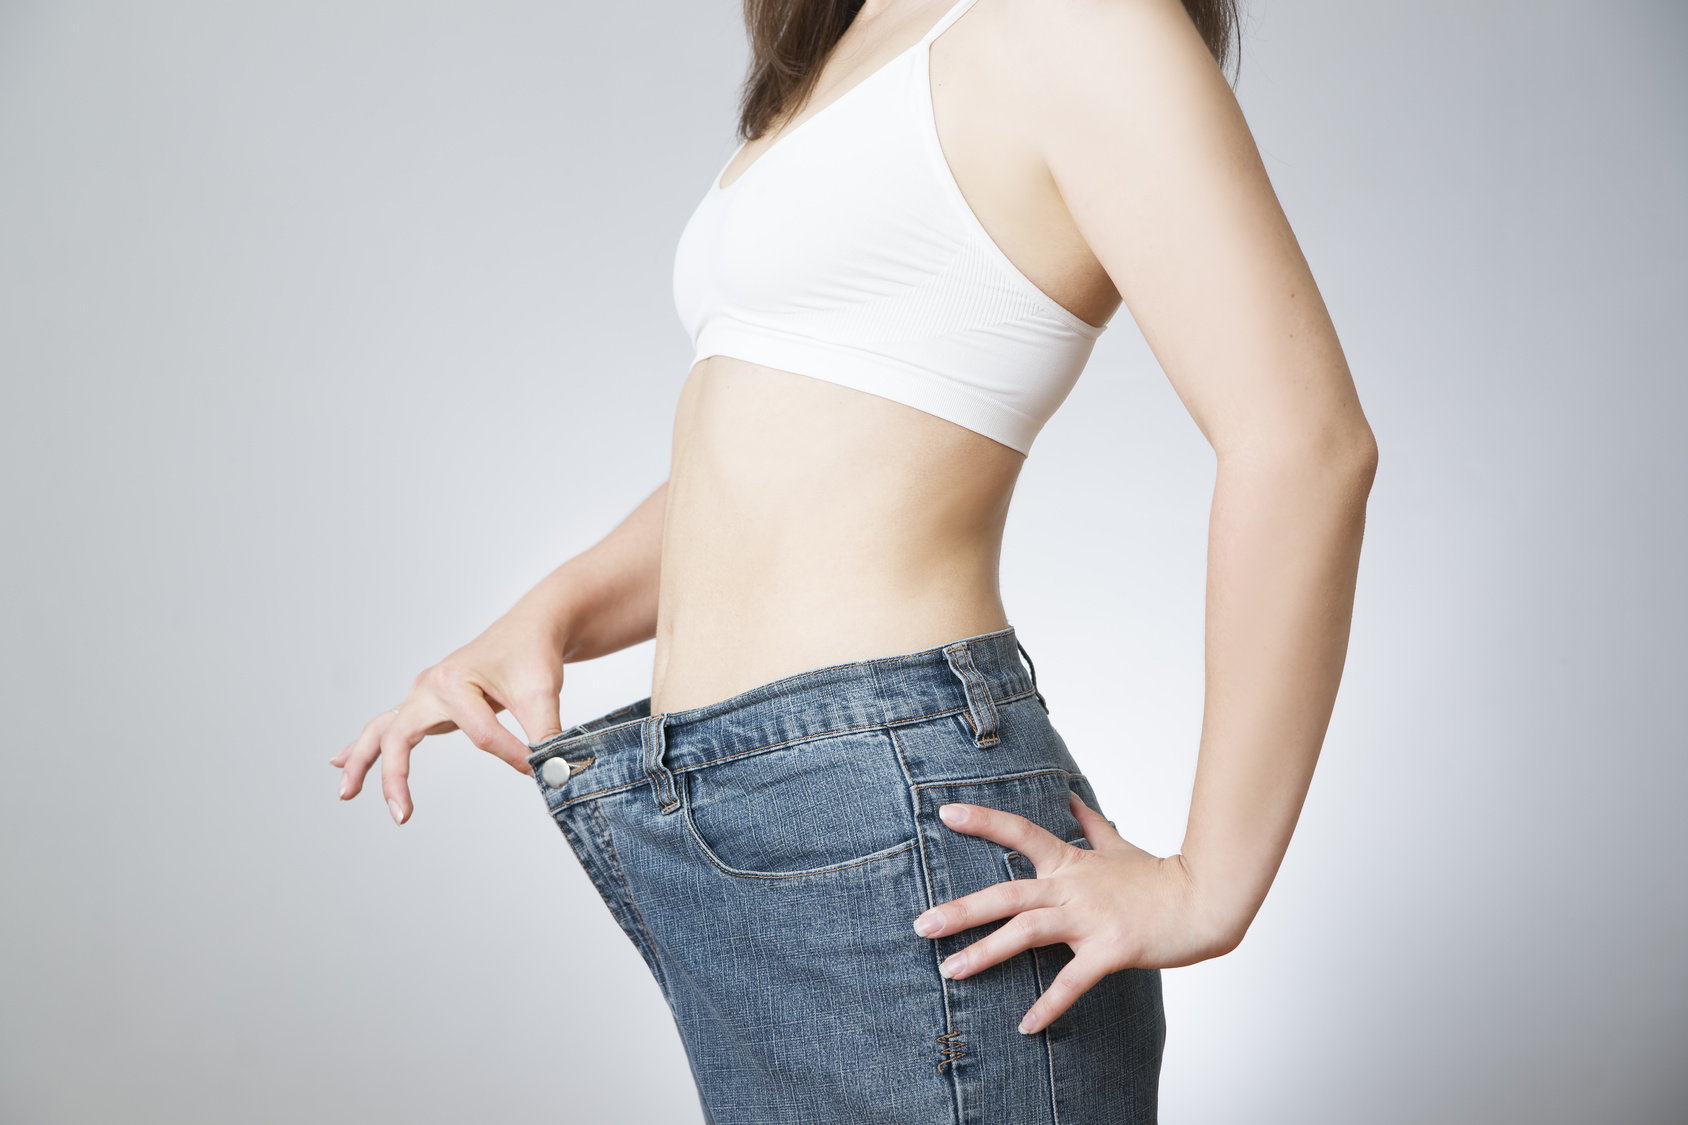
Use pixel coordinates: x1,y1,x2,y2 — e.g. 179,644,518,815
919,0,982,46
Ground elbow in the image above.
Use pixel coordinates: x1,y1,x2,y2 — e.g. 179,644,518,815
1300,410,1377,493
1341,420,1379,499
1308,423,1377,512
1221,417,1378,499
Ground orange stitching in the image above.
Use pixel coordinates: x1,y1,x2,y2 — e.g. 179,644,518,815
551,778,645,807
911,767,1083,792
549,690,1038,769
549,693,1048,811
668,692,1038,771
680,808,921,879
937,1029,968,1072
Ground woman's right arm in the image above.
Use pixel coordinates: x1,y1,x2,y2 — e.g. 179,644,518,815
332,482,668,824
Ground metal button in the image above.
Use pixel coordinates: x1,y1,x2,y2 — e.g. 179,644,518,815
541,757,574,789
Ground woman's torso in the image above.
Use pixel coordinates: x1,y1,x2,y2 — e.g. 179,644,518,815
652,0,1121,712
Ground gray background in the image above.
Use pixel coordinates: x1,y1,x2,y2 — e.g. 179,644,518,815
1,0,1683,1121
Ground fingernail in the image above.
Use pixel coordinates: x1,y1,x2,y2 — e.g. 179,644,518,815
338,774,350,800
1018,1015,1037,1035
939,952,967,979
913,911,942,938
388,799,405,825
939,804,965,824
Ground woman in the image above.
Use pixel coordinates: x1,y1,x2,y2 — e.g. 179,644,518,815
333,0,1375,1119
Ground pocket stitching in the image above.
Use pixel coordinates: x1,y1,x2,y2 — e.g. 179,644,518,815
910,767,1086,794
679,804,920,880
681,728,916,879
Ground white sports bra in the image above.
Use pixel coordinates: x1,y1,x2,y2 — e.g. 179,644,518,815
671,0,1105,455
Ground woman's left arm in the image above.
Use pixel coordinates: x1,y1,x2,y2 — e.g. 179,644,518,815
913,0,1377,1033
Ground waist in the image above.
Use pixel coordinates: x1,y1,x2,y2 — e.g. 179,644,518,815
652,357,1024,711
531,627,1041,812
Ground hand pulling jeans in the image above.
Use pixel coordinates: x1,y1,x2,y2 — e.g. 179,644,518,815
527,628,1164,1124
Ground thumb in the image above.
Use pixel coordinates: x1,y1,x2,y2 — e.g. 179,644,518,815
1069,791,1128,851
510,685,564,749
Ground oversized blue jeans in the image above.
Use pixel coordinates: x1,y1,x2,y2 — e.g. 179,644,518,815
528,629,1164,1123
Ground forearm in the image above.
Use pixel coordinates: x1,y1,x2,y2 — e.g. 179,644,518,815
506,483,667,664
1181,436,1376,949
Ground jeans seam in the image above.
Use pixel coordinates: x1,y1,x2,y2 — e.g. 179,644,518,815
1034,937,1061,1125
887,725,927,883
1009,853,1061,1125
585,801,669,995
896,726,966,1125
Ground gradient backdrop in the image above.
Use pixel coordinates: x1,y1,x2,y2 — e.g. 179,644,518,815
1,0,1684,1121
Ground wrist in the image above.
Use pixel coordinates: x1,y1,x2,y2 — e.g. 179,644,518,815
502,577,578,658
1167,853,1261,957
507,556,630,664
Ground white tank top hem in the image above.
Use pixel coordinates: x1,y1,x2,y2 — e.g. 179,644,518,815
672,0,1104,455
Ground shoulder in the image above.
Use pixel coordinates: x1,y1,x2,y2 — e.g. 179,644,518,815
961,0,1249,191
979,0,1224,105
990,0,1194,35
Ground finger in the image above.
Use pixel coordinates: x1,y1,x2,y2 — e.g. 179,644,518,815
937,803,1071,872
1068,792,1127,851
507,684,564,749
379,715,428,824
937,907,1065,981
914,878,1057,939
337,712,395,800
332,707,395,769
441,683,535,774
1019,954,1112,1035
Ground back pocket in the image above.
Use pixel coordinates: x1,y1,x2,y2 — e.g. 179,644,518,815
682,727,916,877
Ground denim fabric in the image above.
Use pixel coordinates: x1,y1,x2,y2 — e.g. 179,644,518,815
528,629,1164,1124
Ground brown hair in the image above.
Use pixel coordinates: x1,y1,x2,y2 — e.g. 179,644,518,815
737,0,1241,140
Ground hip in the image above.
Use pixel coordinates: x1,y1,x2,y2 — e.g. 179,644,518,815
528,628,1164,1124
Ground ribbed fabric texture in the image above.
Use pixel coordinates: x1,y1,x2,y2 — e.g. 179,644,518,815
670,0,1104,455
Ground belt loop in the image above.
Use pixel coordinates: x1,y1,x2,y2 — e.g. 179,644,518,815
1016,639,1049,714
943,641,1000,748
643,714,681,813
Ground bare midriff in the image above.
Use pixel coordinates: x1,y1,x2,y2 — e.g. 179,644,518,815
649,356,1025,713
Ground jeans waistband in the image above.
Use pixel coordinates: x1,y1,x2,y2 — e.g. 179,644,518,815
527,627,1039,811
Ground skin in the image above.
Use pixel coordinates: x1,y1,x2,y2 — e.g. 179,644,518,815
334,0,1377,1036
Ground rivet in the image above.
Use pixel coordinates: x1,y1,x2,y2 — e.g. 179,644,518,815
541,757,574,789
